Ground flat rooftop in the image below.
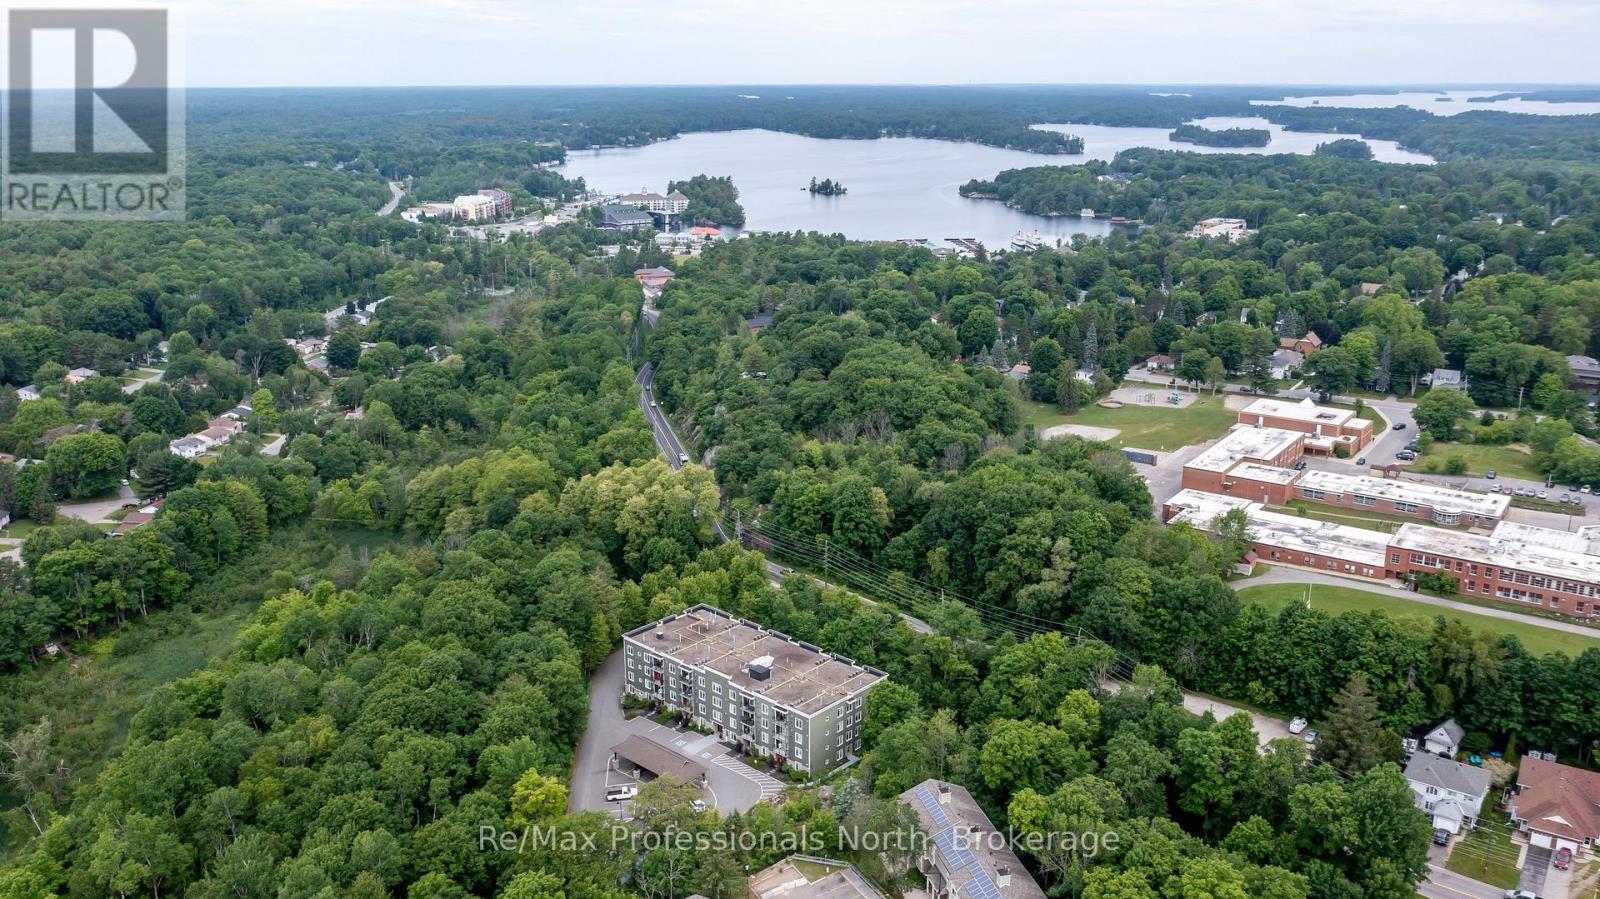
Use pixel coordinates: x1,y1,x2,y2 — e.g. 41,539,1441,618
1166,488,1388,569
1392,521,1600,584
1239,397,1365,429
1296,470,1510,519
1185,426,1304,473
626,606,885,715
749,859,885,899
1230,461,1300,485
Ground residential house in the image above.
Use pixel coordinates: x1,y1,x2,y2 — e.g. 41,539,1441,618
900,780,1047,899
1404,753,1490,835
1005,363,1031,382
15,385,40,402
111,510,156,537
1423,719,1465,757
1270,349,1304,380
197,426,236,446
208,416,246,436
64,367,98,384
1568,355,1600,392
225,402,253,420
1145,354,1176,372
1187,218,1255,242
1509,756,1600,855
169,436,211,459
1359,282,1384,296
1279,331,1324,356
745,314,775,334
1427,368,1466,390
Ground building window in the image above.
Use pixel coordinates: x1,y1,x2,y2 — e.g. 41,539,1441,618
1353,495,1376,507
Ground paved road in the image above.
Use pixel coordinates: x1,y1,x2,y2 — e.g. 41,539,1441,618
569,650,778,817
377,180,404,216
57,482,136,524
121,369,164,395
635,362,933,635
1248,567,1600,641
1102,678,1293,748
1421,864,1507,899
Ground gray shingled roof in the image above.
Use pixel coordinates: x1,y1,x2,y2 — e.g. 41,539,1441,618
1405,753,1490,798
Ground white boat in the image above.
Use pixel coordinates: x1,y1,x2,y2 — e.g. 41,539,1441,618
1010,230,1045,251
1079,208,1096,218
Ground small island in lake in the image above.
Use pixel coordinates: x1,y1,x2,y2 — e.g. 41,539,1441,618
1168,124,1272,148
808,177,848,196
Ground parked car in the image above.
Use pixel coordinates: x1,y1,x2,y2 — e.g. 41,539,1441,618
1539,490,1549,499
1432,828,1451,846
1302,729,1319,745
1396,451,1416,461
1555,847,1572,870
1487,470,1497,479
1392,422,1407,430
1505,891,1538,899
690,799,708,813
1571,484,1581,492
1294,460,1308,470
1584,485,1593,494
1561,494,1571,503
1289,717,1308,734
1356,457,1366,465
606,785,638,802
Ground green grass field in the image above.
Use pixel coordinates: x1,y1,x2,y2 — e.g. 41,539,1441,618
1419,442,1544,481
1024,392,1236,451
1444,807,1522,889
1237,583,1600,657
1277,500,1415,533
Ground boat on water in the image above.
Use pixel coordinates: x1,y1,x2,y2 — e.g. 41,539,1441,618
1079,208,1096,218
1010,230,1046,251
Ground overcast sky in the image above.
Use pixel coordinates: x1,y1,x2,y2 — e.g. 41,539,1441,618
23,0,1600,88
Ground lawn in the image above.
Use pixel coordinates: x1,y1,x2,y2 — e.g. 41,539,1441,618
1445,807,1522,890
1277,500,1416,533
1236,583,1600,658
1023,392,1236,451
1418,442,1544,482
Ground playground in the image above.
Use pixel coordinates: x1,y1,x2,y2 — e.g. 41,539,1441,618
1109,386,1197,408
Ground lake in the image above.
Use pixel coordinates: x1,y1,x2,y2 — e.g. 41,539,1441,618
559,119,1432,252
1251,90,1600,117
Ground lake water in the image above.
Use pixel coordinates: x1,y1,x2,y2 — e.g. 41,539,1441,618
1251,90,1600,117
559,119,1432,251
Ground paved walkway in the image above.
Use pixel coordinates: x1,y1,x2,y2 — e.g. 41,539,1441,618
57,483,136,524
1248,568,1600,641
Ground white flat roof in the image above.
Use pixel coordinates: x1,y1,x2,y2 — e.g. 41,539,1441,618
1167,489,1389,569
1239,397,1363,428
1297,470,1510,519
1186,426,1304,473
1231,462,1300,485
1391,521,1600,584
1166,488,1257,520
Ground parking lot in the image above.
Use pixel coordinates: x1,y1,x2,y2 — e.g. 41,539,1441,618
568,651,787,819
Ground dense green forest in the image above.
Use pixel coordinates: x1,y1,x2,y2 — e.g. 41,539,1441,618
1167,124,1271,148
3,84,1600,899
667,175,746,227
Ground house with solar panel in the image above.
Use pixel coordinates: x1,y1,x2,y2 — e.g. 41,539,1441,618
623,605,887,774
901,780,1046,899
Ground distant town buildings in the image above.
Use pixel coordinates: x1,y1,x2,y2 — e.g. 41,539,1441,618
452,194,498,222
1279,331,1324,356
477,187,514,217
619,189,689,217
1187,217,1255,242
598,204,656,231
622,605,886,775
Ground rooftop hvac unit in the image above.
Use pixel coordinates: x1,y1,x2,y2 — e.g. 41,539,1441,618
748,654,774,680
